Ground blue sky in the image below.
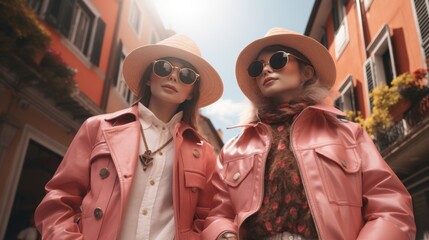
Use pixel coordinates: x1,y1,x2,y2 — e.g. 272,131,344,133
151,0,315,142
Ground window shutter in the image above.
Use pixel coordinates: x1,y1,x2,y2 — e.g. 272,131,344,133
45,1,62,27
414,0,429,60
364,58,376,111
45,0,74,36
113,40,123,87
334,97,343,110
90,18,106,66
333,0,340,32
58,0,75,37
348,76,357,112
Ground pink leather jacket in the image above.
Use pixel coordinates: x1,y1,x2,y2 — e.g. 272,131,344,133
35,105,216,240
202,103,416,240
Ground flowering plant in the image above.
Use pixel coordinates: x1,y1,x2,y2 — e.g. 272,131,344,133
39,48,77,100
0,0,51,60
346,85,401,137
346,67,429,138
391,68,428,102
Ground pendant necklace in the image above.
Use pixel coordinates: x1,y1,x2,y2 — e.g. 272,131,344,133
138,122,173,171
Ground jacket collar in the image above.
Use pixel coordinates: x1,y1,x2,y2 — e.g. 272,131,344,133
306,102,346,116
230,102,345,129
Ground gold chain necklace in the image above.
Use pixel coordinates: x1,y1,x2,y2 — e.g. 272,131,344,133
138,122,173,171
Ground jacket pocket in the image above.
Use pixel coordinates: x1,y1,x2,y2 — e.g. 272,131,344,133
184,170,206,190
315,145,362,207
221,155,256,212
223,155,255,187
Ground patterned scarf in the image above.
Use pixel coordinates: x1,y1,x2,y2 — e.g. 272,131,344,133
242,101,318,240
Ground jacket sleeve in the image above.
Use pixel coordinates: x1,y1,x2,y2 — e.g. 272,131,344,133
356,128,416,240
34,119,94,240
201,151,238,240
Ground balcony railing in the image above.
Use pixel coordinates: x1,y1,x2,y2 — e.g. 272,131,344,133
375,90,429,152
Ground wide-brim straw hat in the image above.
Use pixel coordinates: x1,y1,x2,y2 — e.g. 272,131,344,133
123,34,223,108
236,28,336,103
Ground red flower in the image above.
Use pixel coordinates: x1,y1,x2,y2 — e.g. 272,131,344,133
277,160,286,168
292,174,300,185
276,216,282,224
271,185,278,193
297,223,306,233
277,142,286,150
264,196,269,205
289,207,297,216
272,202,279,210
277,125,284,132
265,222,273,232
285,194,292,204
302,201,308,209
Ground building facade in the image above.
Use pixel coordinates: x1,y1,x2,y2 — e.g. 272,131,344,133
305,0,429,237
1,0,119,238
0,1,223,238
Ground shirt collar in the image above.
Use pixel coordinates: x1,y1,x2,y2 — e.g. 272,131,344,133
137,102,183,134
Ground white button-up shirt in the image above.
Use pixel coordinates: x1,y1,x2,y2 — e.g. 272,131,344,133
118,103,183,240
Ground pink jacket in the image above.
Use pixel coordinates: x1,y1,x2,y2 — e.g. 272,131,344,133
35,105,216,240
202,103,416,240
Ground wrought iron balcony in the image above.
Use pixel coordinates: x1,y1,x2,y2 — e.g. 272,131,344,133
375,90,429,152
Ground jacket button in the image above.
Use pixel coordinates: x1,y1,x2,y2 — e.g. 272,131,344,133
191,187,198,193
341,159,347,168
233,172,241,181
142,209,148,215
192,149,200,158
94,207,103,219
99,168,110,179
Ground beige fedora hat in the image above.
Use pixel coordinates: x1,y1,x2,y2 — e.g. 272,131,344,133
122,34,223,108
236,28,336,103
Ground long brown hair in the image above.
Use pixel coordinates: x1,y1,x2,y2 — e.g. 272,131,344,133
136,57,201,129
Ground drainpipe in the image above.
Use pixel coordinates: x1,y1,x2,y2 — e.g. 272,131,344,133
356,0,367,59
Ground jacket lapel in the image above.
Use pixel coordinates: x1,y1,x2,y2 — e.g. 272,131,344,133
102,106,140,208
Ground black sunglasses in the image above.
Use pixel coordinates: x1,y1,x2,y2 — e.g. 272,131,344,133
153,59,200,85
247,51,311,78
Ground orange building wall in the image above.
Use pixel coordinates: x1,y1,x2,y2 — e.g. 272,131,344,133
117,0,154,54
39,0,119,107
92,0,119,74
324,0,425,115
365,0,425,73
325,3,367,111
105,0,158,113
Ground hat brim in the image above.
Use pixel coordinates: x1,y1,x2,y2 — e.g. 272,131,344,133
123,45,223,108
236,33,336,103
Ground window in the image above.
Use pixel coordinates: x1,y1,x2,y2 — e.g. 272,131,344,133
69,4,93,53
334,75,356,113
44,0,105,66
115,52,134,104
413,0,429,64
364,25,397,112
129,1,142,35
332,0,349,59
